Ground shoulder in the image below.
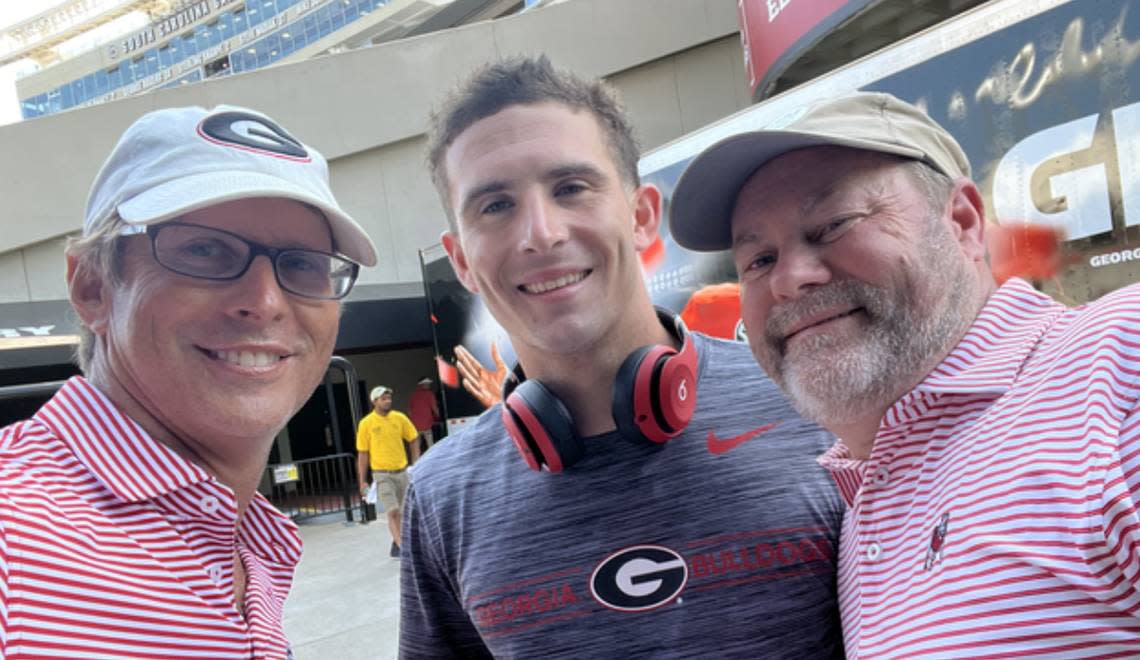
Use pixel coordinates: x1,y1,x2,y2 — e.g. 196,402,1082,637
0,419,74,518
1047,283,1140,356
408,409,512,498
691,332,836,453
694,333,789,399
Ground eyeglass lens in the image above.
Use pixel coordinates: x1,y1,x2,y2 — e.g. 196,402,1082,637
151,223,356,299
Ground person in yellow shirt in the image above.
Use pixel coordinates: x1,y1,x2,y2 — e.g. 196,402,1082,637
356,386,419,556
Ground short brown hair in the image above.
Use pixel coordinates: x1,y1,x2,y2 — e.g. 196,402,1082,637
427,55,640,230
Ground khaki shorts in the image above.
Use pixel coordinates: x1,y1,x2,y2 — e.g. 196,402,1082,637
372,470,408,513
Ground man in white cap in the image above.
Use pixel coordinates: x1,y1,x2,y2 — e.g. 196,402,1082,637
356,385,419,557
0,105,375,659
670,91,1140,657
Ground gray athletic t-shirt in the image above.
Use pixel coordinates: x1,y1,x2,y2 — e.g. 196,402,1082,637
400,334,843,658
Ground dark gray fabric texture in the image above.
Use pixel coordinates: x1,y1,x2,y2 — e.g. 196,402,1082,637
399,334,844,659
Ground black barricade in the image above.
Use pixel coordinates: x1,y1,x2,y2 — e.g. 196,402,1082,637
262,453,366,523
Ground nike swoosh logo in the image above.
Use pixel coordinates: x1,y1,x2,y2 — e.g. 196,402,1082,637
706,423,779,455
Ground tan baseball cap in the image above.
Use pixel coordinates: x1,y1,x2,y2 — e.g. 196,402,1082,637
668,91,971,252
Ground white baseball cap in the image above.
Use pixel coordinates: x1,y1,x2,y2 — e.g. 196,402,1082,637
83,104,377,267
370,386,392,401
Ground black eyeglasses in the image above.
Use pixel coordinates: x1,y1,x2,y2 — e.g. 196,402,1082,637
146,222,360,300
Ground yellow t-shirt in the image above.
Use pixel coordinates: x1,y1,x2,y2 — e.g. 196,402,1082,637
356,410,419,471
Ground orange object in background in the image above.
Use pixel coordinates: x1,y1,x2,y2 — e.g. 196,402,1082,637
639,235,666,274
680,282,742,340
986,222,1065,284
436,356,460,389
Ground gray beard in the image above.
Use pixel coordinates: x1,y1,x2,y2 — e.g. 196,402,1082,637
754,233,978,429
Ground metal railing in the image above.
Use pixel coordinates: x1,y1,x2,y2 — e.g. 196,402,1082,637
262,452,367,523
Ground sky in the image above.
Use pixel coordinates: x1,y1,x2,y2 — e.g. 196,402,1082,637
0,1,67,125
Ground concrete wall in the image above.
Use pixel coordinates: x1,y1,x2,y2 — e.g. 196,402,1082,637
0,0,747,306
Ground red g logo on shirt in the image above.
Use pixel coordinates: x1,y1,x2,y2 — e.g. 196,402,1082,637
590,545,688,612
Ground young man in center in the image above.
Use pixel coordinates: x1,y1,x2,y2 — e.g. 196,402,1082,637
398,56,844,658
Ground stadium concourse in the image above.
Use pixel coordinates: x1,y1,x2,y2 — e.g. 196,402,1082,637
284,515,401,659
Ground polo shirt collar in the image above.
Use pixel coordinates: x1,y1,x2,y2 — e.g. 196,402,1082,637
883,278,1064,426
36,377,212,502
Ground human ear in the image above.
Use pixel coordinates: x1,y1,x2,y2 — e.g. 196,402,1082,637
441,231,479,294
631,183,663,252
67,251,111,336
946,179,987,262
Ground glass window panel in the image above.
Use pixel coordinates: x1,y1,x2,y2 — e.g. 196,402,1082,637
108,65,123,89
144,51,160,75
343,1,360,23
317,6,334,37
60,83,74,108
182,33,198,57
196,25,212,51
331,4,347,30
263,34,281,61
81,74,96,101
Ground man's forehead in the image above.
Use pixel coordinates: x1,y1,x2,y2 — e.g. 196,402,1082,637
178,197,332,246
731,152,901,245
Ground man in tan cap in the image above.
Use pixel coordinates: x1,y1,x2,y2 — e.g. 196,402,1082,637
670,91,1140,657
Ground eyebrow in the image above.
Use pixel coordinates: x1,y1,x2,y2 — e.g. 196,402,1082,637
458,162,608,217
459,180,509,217
730,174,868,250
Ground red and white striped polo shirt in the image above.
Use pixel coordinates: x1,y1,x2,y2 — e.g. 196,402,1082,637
820,278,1140,659
0,377,302,659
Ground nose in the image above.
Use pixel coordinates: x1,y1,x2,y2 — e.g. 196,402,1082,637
518,192,569,253
227,255,289,322
768,244,831,302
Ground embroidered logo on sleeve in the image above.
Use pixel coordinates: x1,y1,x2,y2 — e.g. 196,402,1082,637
924,512,951,571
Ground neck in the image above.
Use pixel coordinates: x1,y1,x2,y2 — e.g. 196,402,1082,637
85,364,273,519
829,418,884,460
514,303,674,437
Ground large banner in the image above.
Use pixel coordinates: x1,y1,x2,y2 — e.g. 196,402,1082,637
424,0,1137,425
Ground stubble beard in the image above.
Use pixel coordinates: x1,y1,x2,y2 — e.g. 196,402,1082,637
753,232,978,429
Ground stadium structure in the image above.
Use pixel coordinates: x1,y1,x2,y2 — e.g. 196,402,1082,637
5,0,546,119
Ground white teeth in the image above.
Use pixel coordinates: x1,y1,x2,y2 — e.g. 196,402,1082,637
523,271,586,294
212,350,282,367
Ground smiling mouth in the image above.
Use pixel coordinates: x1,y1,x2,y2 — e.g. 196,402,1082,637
786,308,862,341
519,270,590,294
202,348,287,367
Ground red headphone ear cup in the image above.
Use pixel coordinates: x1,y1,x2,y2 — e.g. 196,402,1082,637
613,345,680,444
655,343,697,432
503,380,583,473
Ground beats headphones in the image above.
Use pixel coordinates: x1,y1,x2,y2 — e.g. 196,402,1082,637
500,308,698,473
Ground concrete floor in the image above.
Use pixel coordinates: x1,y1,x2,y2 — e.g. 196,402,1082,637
283,513,401,660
